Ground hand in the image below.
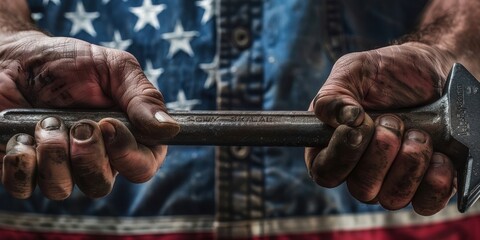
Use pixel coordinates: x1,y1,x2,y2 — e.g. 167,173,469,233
305,42,457,215
0,31,179,200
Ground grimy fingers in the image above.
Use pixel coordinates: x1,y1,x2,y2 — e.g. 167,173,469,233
35,117,73,200
99,118,167,183
378,129,433,210
309,115,374,188
347,114,404,202
412,153,455,216
70,120,115,198
2,134,36,199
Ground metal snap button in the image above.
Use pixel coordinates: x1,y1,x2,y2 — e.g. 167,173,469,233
232,27,251,49
229,146,250,159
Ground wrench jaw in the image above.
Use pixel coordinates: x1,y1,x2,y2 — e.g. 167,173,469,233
458,152,480,213
446,63,480,212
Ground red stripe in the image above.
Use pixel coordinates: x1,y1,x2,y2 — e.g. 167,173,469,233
0,231,214,240
1,214,480,240
252,213,480,240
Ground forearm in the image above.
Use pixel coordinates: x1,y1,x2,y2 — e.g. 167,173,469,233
0,1,35,34
416,0,480,76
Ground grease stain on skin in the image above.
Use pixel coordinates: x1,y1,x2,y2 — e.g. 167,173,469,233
73,168,112,198
46,148,68,165
38,74,54,88
8,156,20,168
14,170,26,181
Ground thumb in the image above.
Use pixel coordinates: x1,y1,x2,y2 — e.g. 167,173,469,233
125,89,180,140
311,53,369,128
100,48,180,142
312,87,365,128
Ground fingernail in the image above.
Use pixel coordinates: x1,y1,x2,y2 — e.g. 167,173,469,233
348,128,363,146
338,105,360,125
431,153,446,167
100,121,116,144
407,130,426,143
155,111,176,124
16,134,34,145
378,114,401,130
72,123,93,140
41,117,60,130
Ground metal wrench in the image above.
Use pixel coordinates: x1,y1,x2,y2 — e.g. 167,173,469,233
0,64,477,213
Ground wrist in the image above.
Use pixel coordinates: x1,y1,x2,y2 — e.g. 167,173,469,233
414,0,480,78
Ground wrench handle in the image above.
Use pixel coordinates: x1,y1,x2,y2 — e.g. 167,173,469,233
0,109,333,147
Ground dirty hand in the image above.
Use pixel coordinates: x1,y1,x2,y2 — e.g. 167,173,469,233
0,31,179,200
305,42,456,215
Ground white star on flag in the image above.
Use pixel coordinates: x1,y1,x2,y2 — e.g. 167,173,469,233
100,31,132,51
200,58,218,89
130,0,166,32
166,89,201,111
196,0,215,24
143,60,164,89
65,1,100,36
162,21,199,58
